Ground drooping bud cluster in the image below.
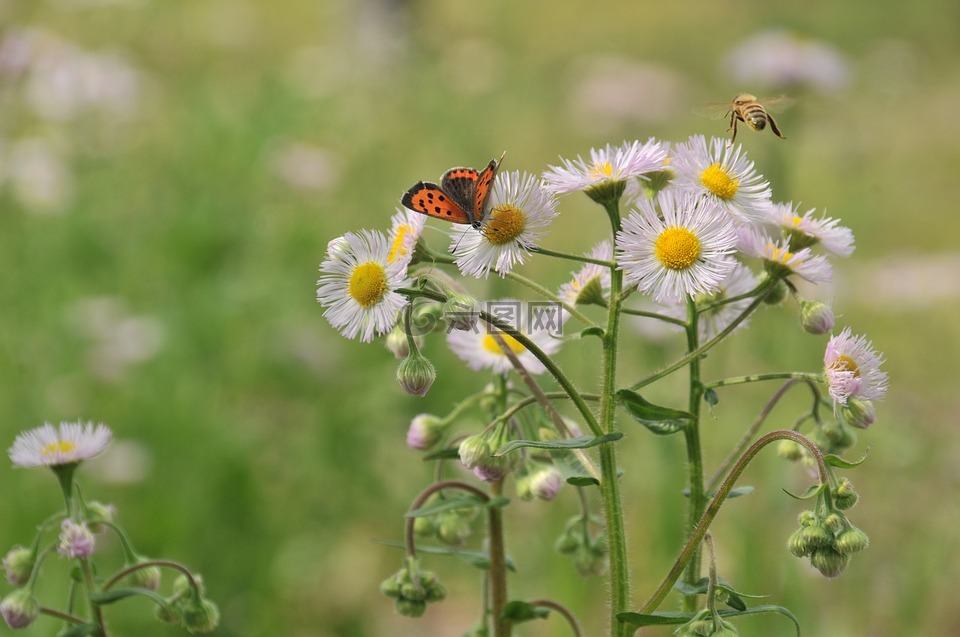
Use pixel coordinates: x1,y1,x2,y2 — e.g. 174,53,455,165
554,516,607,577
787,505,868,579
457,428,518,482
676,609,739,636
412,495,479,547
380,559,447,618
155,574,220,633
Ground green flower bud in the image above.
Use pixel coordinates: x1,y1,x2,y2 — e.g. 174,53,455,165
443,293,481,332
2,546,35,586
573,544,606,577
396,597,427,617
835,526,869,554
127,562,162,591
823,422,857,451
0,588,39,629
406,414,447,451
528,464,564,501
823,513,846,535
85,501,117,532
810,546,849,578
682,618,715,636
787,527,810,558
759,275,788,305
798,510,817,527
800,523,833,550
840,398,876,430
396,351,436,397
800,300,835,335
172,574,204,600
777,440,804,461
833,478,859,510
437,516,472,546
380,571,403,598
515,473,535,501
412,515,435,538
182,598,220,634
585,178,627,207
384,324,419,360
425,579,447,602
458,434,491,469
640,167,674,196
155,602,182,625
400,581,427,602
554,531,579,555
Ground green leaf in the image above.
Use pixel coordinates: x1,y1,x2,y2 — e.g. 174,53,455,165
56,624,101,637
580,326,605,339
494,433,622,456
683,486,754,500
824,448,869,469
90,588,142,604
566,476,600,487
782,483,826,500
704,388,719,406
501,600,550,623
618,605,800,635
615,389,693,435
724,590,747,611
405,495,509,518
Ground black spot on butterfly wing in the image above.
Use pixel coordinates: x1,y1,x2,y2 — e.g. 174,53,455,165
439,168,480,220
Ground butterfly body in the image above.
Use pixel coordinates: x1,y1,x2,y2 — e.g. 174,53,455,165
402,155,502,229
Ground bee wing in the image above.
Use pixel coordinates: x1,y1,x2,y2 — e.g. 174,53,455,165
694,102,733,120
756,95,796,112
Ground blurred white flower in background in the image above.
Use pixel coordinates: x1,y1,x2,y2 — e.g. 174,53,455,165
725,30,851,94
267,141,341,193
566,56,689,135
65,297,166,382
87,439,154,485
7,138,74,214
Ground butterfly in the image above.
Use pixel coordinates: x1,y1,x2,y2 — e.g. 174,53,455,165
401,153,504,229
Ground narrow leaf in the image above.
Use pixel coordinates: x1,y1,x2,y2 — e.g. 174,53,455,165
616,611,694,627
724,591,747,611
56,624,100,637
422,447,460,461
725,486,755,499
616,389,693,435
406,494,508,518
782,483,826,500
566,476,600,487
494,433,622,456
580,326,605,339
501,600,550,623
372,540,516,571
824,448,869,469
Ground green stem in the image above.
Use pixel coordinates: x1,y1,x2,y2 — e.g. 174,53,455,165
530,245,614,267
703,371,825,391
80,558,108,636
38,607,86,625
638,429,829,614
598,198,629,637
681,298,705,613
619,307,688,327
103,559,198,592
496,392,601,424
488,479,510,637
528,598,584,637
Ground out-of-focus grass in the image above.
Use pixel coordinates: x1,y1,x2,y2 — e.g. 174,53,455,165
1,1,959,635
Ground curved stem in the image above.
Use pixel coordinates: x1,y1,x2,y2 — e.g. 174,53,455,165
403,480,490,558
39,606,86,625
697,281,771,313
504,271,599,329
528,598,584,637
496,392,601,425
638,429,829,614
628,279,777,391
703,372,824,391
104,559,199,592
530,245,614,267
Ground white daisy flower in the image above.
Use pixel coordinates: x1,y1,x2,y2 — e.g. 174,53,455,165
9,421,112,468
558,240,613,306
670,135,772,222
763,201,855,257
446,300,562,375
386,207,426,269
317,229,411,342
542,138,668,195
616,190,738,302
451,171,558,278
653,263,759,341
737,226,833,283
824,328,888,406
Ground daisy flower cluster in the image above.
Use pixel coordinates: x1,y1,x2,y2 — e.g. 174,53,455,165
316,134,887,633
2,421,219,633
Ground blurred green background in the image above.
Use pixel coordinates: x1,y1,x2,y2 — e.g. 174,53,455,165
1,1,958,635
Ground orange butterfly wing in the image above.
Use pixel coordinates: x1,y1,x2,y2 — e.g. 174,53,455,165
402,182,473,225
474,154,503,220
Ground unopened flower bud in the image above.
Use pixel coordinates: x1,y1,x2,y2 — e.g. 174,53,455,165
799,523,833,551
155,603,182,625
554,531,579,555
2,547,34,586
777,439,804,461
85,501,116,532
800,300,835,334
573,544,605,577
472,455,512,482
0,588,38,629
182,598,220,634
787,527,809,557
127,561,162,591
823,513,846,534
406,414,446,450
412,516,435,538
833,478,858,510
822,422,857,451
58,519,95,558
443,293,480,332
840,398,876,430
798,510,816,527
173,574,204,599
810,545,849,578
396,351,436,397
760,275,788,305
835,526,869,554
384,325,419,359
380,569,405,598
528,464,564,501
458,434,491,469
682,618,714,636
396,597,427,617
437,516,472,546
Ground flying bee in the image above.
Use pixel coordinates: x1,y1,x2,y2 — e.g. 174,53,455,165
697,93,794,145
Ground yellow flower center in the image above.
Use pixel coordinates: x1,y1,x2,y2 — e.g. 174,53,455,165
387,224,413,264
768,244,794,263
482,333,527,355
791,215,804,227
700,163,739,200
589,161,615,179
348,262,388,308
655,226,702,271
831,355,861,377
483,204,526,246
42,441,76,458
